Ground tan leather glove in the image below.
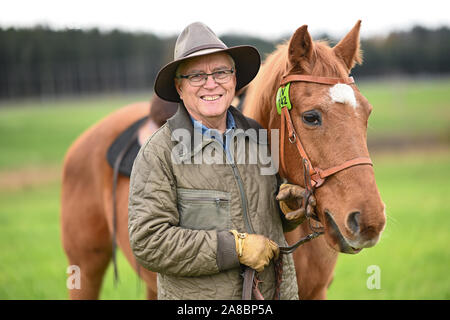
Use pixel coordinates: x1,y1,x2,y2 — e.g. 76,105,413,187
229,230,279,272
276,183,316,224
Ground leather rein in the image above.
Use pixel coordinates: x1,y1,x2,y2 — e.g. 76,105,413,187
244,74,373,300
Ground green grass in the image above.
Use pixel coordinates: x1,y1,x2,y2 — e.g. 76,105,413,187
327,150,450,299
361,78,450,142
0,180,145,299
0,93,151,170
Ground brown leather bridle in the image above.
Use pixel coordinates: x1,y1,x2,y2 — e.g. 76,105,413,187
278,74,373,188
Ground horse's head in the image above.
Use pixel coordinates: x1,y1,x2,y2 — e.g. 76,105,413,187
248,21,386,254
281,21,386,253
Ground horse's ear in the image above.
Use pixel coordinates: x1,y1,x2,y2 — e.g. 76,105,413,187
333,20,363,71
288,25,313,70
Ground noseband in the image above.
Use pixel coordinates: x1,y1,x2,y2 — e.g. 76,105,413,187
277,74,373,252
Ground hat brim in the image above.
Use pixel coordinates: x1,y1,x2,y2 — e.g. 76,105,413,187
154,46,261,102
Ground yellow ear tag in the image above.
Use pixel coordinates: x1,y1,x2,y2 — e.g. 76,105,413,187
276,82,292,115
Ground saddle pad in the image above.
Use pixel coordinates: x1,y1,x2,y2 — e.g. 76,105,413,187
106,116,149,177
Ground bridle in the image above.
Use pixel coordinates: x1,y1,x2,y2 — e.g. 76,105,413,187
277,73,373,248
243,74,374,300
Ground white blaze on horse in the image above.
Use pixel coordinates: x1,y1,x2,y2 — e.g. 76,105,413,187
61,20,385,300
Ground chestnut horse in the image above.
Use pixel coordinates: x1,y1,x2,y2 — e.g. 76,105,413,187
243,20,385,298
61,21,385,300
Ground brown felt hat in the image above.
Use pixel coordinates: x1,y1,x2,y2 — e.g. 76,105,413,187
154,22,261,102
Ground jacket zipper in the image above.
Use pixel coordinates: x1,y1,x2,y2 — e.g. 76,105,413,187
182,196,229,206
223,132,255,234
230,162,255,234
201,131,254,234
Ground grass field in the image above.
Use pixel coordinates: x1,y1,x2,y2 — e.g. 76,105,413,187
0,79,449,299
361,78,450,141
327,149,450,299
0,93,151,170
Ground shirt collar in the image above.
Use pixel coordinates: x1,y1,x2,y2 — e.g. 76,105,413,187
190,109,236,135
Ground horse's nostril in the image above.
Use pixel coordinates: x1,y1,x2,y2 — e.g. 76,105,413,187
347,211,360,234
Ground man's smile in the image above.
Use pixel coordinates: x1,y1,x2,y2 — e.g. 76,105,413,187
200,94,223,101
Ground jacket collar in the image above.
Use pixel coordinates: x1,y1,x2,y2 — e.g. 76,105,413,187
167,102,264,160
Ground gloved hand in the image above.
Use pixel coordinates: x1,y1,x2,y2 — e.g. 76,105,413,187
276,183,316,224
229,230,279,272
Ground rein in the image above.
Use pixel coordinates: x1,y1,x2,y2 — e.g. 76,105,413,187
245,74,373,300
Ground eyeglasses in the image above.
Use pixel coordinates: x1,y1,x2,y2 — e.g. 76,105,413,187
176,68,235,86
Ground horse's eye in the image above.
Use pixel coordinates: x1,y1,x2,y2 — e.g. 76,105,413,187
302,110,322,126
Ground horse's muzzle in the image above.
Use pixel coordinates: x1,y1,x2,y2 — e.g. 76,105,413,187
324,210,382,254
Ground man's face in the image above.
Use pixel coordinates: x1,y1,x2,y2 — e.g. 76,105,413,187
174,52,236,125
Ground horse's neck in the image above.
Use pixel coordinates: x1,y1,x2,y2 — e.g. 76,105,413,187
243,84,277,130
244,54,288,128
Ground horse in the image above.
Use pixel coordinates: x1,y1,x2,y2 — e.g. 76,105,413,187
60,20,386,300
243,20,386,299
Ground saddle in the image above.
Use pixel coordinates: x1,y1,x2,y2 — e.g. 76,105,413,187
106,116,149,177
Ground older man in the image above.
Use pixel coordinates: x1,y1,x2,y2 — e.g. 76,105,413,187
128,22,305,300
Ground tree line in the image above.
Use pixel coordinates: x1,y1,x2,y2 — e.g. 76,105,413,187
0,25,448,99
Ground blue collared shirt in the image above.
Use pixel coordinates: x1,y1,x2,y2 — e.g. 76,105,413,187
190,110,236,161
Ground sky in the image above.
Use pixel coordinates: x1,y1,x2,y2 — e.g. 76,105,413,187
1,0,449,40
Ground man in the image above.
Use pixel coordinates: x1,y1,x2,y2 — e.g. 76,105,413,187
128,22,306,300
